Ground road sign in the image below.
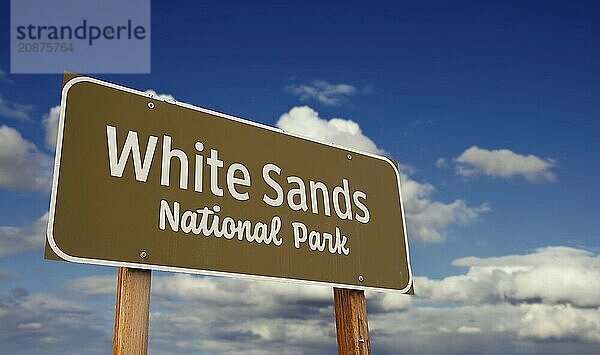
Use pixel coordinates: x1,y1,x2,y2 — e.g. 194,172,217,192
46,75,413,292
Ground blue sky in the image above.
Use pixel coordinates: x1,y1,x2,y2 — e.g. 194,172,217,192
1,1,599,354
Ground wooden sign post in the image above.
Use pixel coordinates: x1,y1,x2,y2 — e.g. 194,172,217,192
112,267,152,355
334,287,371,355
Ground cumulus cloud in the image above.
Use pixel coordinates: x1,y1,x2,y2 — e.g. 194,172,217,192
64,273,411,354
454,146,557,183
67,272,410,314
17,245,599,354
368,291,412,312
417,246,600,307
0,96,33,121
400,173,489,242
0,125,52,192
370,246,600,351
276,106,385,154
42,105,60,150
62,245,599,354
147,281,599,353
285,80,357,106
370,303,600,354
100,274,339,354
276,106,487,242
0,213,48,258
511,304,600,342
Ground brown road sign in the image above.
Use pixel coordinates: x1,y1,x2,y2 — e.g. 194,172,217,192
46,75,413,292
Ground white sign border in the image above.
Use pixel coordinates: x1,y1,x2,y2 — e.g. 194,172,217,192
47,76,413,293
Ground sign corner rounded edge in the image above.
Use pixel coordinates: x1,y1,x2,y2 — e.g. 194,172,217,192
62,75,96,96
45,219,77,263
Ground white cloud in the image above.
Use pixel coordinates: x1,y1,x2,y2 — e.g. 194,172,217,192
63,273,412,354
0,95,33,121
61,271,350,355
68,272,411,315
370,303,600,353
400,173,489,242
285,80,357,106
369,291,412,312
0,125,52,192
64,247,599,354
416,246,600,307
369,246,600,351
276,106,385,154
454,146,557,183
152,274,333,310
276,106,488,242
0,213,48,258
42,105,60,150
511,304,600,342
144,89,175,101
32,245,600,354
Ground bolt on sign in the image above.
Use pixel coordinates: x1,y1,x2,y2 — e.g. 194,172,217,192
46,74,413,292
